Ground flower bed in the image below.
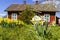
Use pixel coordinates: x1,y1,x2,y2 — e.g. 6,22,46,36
0,18,60,40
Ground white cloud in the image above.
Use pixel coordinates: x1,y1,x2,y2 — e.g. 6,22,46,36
0,14,7,18
0,14,6,16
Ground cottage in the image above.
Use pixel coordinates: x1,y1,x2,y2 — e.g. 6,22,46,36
5,0,58,24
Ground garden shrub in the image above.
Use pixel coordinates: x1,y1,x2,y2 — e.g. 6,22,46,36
18,6,36,24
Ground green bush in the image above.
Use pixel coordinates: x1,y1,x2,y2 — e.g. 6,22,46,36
18,6,36,24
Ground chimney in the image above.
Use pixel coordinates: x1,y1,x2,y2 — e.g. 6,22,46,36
23,0,26,5
36,0,39,5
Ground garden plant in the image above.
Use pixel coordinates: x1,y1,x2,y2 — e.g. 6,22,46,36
0,7,60,40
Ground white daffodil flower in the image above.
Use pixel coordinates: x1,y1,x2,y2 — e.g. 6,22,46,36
31,15,44,25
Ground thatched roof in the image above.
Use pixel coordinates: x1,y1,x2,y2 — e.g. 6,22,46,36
5,4,57,12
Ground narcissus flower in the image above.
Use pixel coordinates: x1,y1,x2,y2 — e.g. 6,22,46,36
10,19,14,22
3,18,8,22
0,18,24,26
7,19,11,23
31,20,35,24
0,18,3,23
31,15,43,24
52,21,56,26
38,20,42,24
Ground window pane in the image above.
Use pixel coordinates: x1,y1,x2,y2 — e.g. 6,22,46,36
44,14,50,22
12,13,17,20
14,14,16,16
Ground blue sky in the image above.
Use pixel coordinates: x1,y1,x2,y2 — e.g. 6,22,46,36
0,0,60,18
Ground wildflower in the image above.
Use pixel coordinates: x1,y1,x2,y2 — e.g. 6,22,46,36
32,15,41,21
7,19,11,23
10,19,14,22
3,18,8,22
18,21,21,24
38,20,42,24
31,15,43,24
0,18,3,23
52,21,56,26
31,20,35,24
15,20,18,23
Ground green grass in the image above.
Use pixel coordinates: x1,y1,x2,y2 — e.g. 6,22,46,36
1,24,39,40
0,23,60,40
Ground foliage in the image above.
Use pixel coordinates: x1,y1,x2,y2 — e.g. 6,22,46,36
0,18,60,40
0,18,24,28
1,24,60,40
2,25,39,40
32,23,60,40
0,18,39,40
31,15,60,40
18,6,36,24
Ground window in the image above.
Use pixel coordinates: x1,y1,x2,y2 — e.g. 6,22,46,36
12,13,17,20
44,14,50,22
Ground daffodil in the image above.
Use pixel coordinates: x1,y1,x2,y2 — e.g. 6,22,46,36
52,21,56,26
0,18,25,27
31,20,35,24
7,19,11,23
3,18,8,22
0,18,3,23
38,20,42,24
15,20,18,23
31,15,43,25
10,19,14,23
18,21,21,24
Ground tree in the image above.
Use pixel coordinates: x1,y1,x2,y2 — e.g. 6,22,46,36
18,6,36,24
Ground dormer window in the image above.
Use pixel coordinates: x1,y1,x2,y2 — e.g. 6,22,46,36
12,13,17,20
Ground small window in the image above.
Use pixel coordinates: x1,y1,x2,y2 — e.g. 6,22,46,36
12,13,17,20
44,14,50,22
